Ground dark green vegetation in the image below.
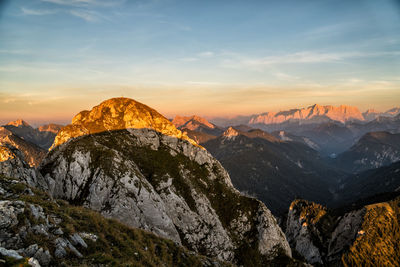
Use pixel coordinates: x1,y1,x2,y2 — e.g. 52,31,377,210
0,175,231,267
203,130,345,215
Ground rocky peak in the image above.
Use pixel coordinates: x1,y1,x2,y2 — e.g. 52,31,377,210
38,124,63,134
249,104,364,125
51,98,199,149
222,127,239,139
6,119,31,128
172,115,215,129
385,107,400,116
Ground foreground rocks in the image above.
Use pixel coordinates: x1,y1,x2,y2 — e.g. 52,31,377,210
0,176,232,267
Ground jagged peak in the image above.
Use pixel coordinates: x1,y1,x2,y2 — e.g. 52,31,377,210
51,97,199,149
38,123,63,134
222,127,239,139
172,115,215,129
6,119,30,127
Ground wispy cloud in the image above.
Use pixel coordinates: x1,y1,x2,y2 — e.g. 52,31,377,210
198,51,214,57
0,49,31,55
180,57,198,62
41,0,121,7
21,7,57,16
69,9,101,22
220,50,400,70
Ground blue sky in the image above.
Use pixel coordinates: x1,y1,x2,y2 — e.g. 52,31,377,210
0,0,399,124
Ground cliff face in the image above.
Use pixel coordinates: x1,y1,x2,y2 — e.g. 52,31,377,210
40,98,291,265
0,176,232,267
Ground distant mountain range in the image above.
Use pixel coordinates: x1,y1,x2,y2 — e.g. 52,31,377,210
2,119,63,150
210,104,400,127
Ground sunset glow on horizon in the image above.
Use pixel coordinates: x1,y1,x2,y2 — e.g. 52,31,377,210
1,0,399,125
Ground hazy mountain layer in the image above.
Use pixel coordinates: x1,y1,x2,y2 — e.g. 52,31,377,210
203,127,344,215
334,132,400,173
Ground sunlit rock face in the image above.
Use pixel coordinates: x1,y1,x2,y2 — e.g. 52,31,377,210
172,115,216,130
41,97,291,264
2,121,57,150
249,104,364,125
0,127,46,168
286,197,400,266
51,98,199,150
38,123,63,134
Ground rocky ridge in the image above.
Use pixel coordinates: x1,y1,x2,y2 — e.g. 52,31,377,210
3,120,60,150
39,98,292,265
0,126,46,168
249,104,364,125
285,197,400,266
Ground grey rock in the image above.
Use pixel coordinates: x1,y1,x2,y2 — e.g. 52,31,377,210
28,257,41,267
40,127,291,262
29,204,45,221
0,246,23,260
23,244,51,267
52,228,63,235
54,237,82,258
69,233,87,248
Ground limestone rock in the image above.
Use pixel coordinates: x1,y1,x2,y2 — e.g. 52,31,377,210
41,97,292,264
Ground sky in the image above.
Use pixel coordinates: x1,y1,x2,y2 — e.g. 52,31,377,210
0,0,399,125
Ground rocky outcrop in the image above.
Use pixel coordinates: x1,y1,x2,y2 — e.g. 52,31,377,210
0,177,228,267
285,197,400,266
40,98,292,265
0,145,47,190
285,200,327,264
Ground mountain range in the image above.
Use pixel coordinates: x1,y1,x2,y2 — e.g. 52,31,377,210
203,127,344,215
1,99,400,266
